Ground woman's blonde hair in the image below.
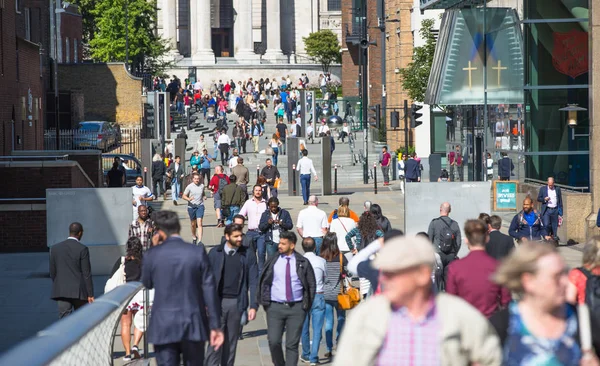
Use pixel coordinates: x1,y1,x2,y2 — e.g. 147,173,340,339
337,205,350,218
582,236,600,267
494,241,558,294
152,153,162,162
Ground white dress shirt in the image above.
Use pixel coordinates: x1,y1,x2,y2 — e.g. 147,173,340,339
217,134,231,145
547,187,558,208
304,252,326,293
296,206,329,238
296,157,317,176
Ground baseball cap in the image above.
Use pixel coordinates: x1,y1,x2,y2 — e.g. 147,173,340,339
373,236,435,272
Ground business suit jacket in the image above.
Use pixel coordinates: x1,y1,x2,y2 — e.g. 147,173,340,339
485,230,515,261
404,159,421,180
207,243,259,312
537,185,563,216
49,238,94,301
141,236,220,345
497,157,514,179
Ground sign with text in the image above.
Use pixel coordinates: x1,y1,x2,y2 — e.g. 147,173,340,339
494,181,518,211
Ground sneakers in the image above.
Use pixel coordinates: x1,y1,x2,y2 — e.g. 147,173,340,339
131,345,141,359
173,200,178,205
324,351,333,359
299,357,310,364
123,355,132,362
192,238,198,245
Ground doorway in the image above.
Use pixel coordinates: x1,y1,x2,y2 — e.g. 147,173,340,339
212,28,233,57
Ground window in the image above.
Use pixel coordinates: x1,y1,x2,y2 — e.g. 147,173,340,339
327,0,341,11
73,39,78,63
65,37,69,63
24,7,30,40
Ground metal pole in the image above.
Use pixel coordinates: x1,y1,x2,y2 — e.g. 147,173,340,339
292,164,297,195
334,164,338,194
125,0,129,71
256,164,260,180
143,287,149,357
53,4,60,150
373,162,378,194
403,100,409,157
144,166,148,186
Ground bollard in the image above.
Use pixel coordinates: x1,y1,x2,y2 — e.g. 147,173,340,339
334,164,338,194
292,164,297,195
144,166,148,186
373,162,378,194
257,165,260,180
143,288,149,356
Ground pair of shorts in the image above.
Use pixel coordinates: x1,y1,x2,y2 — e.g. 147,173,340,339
213,192,221,209
187,205,205,220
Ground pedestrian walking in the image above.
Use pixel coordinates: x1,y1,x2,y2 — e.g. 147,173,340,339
232,157,250,194
220,175,246,225
329,205,357,255
296,149,318,205
369,204,392,233
398,154,406,194
258,231,317,366
296,195,329,254
327,196,360,223
334,236,502,366
269,134,283,166
497,152,514,181
300,237,327,366
380,146,391,186
199,149,213,187
485,215,515,260
209,165,230,228
537,176,563,242
166,155,184,205
132,176,154,220
128,205,156,251
217,129,231,165
276,118,288,155
404,153,421,182
344,212,384,253
107,161,125,187
251,120,262,153
508,197,550,243
152,154,166,199
567,237,600,306
259,197,294,259
205,224,259,366
182,172,206,245
446,220,511,318
261,158,281,198
427,202,461,287
49,222,94,319
239,185,268,275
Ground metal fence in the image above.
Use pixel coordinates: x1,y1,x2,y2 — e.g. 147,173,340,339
44,128,142,158
0,282,144,366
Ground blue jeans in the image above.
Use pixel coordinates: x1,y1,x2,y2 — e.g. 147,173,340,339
171,178,180,201
246,230,266,276
301,294,325,363
225,205,240,225
324,300,346,351
313,237,323,256
272,147,279,166
265,240,279,258
300,174,311,203
177,101,184,115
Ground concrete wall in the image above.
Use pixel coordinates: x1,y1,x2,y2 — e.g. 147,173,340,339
58,63,143,127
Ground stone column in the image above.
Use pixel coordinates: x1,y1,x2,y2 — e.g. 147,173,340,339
263,0,287,62
234,0,259,63
192,0,215,63
162,0,179,55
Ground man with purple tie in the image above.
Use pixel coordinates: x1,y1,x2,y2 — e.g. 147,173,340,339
258,231,317,366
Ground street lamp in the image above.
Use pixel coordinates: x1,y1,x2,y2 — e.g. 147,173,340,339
559,104,587,127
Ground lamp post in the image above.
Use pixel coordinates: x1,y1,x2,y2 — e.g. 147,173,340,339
559,104,587,127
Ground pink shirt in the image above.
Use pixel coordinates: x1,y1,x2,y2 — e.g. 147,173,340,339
381,152,391,166
239,198,267,230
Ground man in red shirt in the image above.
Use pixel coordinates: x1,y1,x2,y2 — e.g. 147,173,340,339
447,145,463,182
446,219,511,318
223,82,231,97
380,146,392,186
209,165,230,228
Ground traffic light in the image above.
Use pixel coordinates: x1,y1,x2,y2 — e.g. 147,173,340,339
390,111,400,128
410,104,423,128
369,104,381,129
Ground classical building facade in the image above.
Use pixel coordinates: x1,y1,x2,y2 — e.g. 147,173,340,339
158,0,342,65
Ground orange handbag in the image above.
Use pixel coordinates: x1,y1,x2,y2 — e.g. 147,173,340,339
337,253,361,310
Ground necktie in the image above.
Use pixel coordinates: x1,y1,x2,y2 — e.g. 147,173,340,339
285,257,293,302
229,251,234,256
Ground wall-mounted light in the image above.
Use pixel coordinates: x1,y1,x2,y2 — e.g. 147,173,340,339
386,32,390,38
394,68,400,74
559,104,587,127
396,27,400,34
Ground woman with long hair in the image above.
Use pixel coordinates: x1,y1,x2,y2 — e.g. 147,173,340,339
110,237,144,361
345,212,384,254
329,205,357,255
269,133,283,166
320,232,349,360
369,204,391,233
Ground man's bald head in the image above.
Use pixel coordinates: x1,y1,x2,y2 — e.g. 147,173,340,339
308,195,318,206
440,202,451,216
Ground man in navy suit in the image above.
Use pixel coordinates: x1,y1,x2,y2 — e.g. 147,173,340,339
537,177,563,241
404,153,421,182
142,210,224,365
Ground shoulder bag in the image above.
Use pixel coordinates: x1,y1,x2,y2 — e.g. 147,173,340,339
104,257,126,293
339,219,357,251
337,253,361,310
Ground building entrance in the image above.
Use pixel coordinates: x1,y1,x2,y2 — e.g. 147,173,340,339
212,28,233,57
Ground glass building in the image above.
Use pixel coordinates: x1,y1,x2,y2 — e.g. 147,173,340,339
423,0,590,190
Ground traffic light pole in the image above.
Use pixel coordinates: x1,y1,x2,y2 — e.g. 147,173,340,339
403,99,409,157
360,21,369,184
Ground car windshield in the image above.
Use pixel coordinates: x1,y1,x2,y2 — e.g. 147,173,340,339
78,124,101,131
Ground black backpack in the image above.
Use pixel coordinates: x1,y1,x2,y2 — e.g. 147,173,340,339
217,175,228,196
438,218,457,254
579,267,600,323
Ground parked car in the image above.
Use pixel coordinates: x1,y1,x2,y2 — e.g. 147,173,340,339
110,122,122,145
102,153,143,187
74,121,117,151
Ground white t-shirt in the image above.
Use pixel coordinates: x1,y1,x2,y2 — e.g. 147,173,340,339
296,206,329,238
329,217,357,252
217,134,231,145
228,156,239,171
132,185,153,219
318,125,330,135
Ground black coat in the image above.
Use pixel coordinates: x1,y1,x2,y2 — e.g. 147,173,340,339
208,243,259,312
485,230,515,261
152,160,166,180
49,238,94,301
497,157,514,179
258,251,316,311
404,159,421,180
258,208,293,242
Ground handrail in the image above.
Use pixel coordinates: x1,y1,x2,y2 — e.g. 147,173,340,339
0,282,144,366
0,155,69,161
523,178,589,193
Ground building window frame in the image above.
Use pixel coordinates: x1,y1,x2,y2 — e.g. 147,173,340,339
65,37,70,63
73,38,78,63
15,0,20,14
327,0,341,12
24,7,30,41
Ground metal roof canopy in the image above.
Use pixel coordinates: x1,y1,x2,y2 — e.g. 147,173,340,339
420,0,490,10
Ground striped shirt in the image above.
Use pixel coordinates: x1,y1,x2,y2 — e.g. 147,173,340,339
376,300,441,366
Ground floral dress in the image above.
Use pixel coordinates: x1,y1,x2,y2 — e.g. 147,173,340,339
503,302,582,365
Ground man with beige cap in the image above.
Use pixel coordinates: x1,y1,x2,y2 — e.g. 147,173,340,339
334,236,502,366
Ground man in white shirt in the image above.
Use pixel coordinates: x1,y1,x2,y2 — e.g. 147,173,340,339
217,129,231,165
317,120,330,137
132,176,154,220
296,149,318,205
239,185,268,276
193,80,202,91
296,195,328,254
228,148,239,174
300,237,327,365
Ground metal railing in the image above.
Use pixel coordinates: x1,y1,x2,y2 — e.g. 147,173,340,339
524,178,589,193
0,282,144,366
44,128,142,158
0,155,69,161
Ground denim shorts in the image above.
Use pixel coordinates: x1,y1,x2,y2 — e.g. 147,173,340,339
187,205,205,220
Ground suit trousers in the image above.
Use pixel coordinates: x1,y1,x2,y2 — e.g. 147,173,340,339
155,340,205,366
205,298,242,366
543,207,559,238
266,302,307,366
57,298,87,319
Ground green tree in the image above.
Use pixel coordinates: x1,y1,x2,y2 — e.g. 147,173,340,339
303,30,342,73
71,0,98,57
89,0,171,74
399,19,437,103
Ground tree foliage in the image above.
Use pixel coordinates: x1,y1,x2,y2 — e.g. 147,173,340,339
303,30,342,73
399,19,437,103
71,0,97,57
89,0,171,74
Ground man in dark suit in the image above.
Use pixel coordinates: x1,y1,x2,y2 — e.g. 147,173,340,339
497,152,514,181
404,153,421,182
49,222,94,319
537,176,563,241
485,215,515,260
206,224,259,366
141,211,224,365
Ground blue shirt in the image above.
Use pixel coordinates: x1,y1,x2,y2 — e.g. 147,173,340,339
523,211,536,227
270,254,303,302
280,91,288,103
200,154,211,169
